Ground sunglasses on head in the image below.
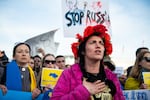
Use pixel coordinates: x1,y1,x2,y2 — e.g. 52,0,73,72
44,60,56,64
143,57,150,62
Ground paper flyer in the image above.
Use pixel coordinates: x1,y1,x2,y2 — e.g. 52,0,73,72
41,68,63,87
142,72,150,89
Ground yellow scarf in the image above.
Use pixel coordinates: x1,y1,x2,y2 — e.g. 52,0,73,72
28,65,37,91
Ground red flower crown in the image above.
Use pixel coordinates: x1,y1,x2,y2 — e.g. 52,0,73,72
71,24,112,58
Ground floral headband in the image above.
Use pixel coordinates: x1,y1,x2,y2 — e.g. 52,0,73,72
71,24,112,58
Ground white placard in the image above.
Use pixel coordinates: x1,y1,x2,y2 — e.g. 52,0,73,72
62,0,111,37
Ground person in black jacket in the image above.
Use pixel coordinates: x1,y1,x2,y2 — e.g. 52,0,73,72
0,50,9,95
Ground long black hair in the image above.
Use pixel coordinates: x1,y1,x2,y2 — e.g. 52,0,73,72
78,32,116,96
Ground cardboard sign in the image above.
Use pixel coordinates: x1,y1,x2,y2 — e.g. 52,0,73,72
123,89,150,100
62,0,111,37
114,67,124,77
142,72,150,89
41,68,63,87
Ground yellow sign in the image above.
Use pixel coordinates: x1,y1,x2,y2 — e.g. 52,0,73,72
41,68,63,87
142,72,150,89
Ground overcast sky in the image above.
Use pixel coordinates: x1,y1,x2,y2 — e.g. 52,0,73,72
0,0,150,69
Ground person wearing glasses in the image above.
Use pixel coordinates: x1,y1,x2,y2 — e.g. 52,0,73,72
125,51,150,90
126,47,149,78
55,55,66,69
4,42,41,99
51,24,125,100
42,53,56,68
39,53,56,91
39,54,56,99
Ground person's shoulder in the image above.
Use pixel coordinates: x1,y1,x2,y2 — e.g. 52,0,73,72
63,64,79,72
127,66,133,70
126,76,137,81
62,63,81,77
104,68,113,74
126,65,133,77
105,68,117,78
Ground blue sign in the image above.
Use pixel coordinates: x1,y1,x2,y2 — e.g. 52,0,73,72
1,89,150,100
0,90,44,100
123,89,150,100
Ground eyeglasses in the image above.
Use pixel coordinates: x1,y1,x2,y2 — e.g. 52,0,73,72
0,60,9,66
44,60,56,64
143,57,150,62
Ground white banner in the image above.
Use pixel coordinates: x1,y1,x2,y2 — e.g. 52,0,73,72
1,89,150,100
123,89,150,100
62,0,111,37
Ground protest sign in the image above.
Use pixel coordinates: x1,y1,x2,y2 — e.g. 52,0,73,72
62,0,111,37
41,68,63,87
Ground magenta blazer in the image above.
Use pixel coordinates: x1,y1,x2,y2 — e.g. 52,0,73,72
51,64,125,100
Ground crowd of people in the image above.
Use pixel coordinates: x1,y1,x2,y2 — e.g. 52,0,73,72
0,24,149,100
0,43,68,99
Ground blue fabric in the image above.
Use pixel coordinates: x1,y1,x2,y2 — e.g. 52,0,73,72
42,89,52,100
120,84,124,90
6,60,22,91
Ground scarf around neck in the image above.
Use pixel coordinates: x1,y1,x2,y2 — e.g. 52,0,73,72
6,60,36,91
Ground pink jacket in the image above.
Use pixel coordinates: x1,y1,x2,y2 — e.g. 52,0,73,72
51,64,125,100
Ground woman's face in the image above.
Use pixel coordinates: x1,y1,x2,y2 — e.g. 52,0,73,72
140,53,150,71
43,55,56,68
13,44,30,65
85,36,105,61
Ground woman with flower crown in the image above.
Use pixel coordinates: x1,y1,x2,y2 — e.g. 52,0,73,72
51,24,125,100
